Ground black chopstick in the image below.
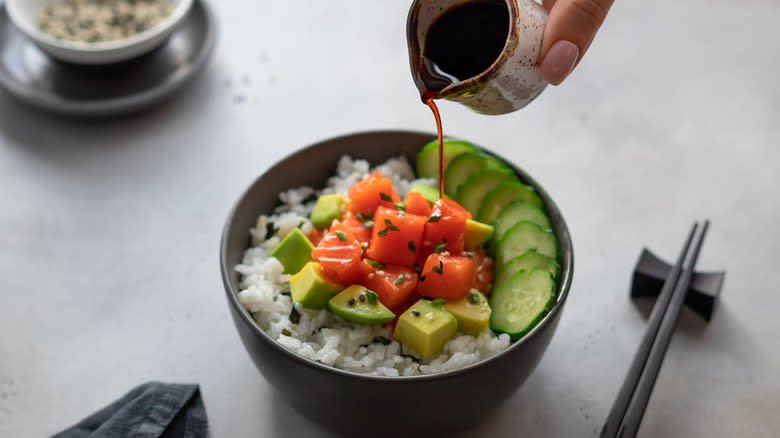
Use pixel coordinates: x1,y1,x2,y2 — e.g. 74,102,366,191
616,220,710,437
600,222,699,438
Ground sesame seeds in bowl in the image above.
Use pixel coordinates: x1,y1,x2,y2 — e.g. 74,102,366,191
5,0,194,64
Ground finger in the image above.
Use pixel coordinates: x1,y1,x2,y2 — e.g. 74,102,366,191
538,0,614,85
541,0,557,12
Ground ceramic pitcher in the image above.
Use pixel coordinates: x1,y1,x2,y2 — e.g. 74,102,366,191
407,0,548,115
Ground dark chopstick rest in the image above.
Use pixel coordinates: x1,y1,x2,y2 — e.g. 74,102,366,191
601,221,714,438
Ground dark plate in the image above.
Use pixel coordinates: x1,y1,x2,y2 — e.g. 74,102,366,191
220,130,574,438
0,0,216,117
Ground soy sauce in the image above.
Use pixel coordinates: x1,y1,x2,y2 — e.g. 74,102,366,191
411,0,510,197
415,0,510,99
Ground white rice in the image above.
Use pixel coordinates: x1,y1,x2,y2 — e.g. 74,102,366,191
236,155,511,376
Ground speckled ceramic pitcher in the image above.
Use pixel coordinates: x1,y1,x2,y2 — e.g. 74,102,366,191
407,0,548,115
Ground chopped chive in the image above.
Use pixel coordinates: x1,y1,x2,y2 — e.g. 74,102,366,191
366,290,378,305
383,219,400,231
281,329,292,336
427,213,441,223
298,220,305,229
394,203,406,211
413,262,422,274
400,353,422,364
355,212,365,221
466,251,475,258
368,260,386,269
431,298,447,307
335,230,347,241
289,307,302,324
365,210,374,219
378,228,388,237
468,292,481,304
361,242,368,251
265,221,279,239
363,220,374,228
408,241,417,253
380,192,393,202
373,336,392,345
432,241,447,253
432,262,443,275
394,274,405,285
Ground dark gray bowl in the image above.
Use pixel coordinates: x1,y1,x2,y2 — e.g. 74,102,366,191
220,130,574,437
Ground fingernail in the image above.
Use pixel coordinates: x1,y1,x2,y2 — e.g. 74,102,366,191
540,40,579,85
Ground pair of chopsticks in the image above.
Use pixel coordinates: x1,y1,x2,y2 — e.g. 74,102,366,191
600,221,710,438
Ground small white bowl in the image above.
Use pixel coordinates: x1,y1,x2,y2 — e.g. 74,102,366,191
5,0,194,65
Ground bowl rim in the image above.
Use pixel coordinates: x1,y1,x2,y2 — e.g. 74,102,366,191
5,0,194,53
220,129,574,382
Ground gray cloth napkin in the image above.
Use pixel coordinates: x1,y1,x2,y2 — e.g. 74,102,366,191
52,382,208,438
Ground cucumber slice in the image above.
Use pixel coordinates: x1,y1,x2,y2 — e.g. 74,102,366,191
443,152,506,197
495,221,557,267
455,168,518,217
415,138,480,180
489,268,556,340
494,250,560,286
492,201,552,242
476,181,543,224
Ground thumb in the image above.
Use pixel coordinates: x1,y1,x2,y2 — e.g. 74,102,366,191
538,0,614,85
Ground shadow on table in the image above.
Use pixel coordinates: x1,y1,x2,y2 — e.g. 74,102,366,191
0,62,218,161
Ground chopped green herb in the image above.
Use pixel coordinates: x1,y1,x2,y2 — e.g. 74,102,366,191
289,307,302,324
281,329,292,336
427,213,441,223
298,220,305,229
394,203,406,211
335,230,347,241
432,261,443,275
367,260,386,269
355,212,365,221
400,353,422,364
413,262,422,274
373,336,392,345
384,219,400,231
394,274,405,285
431,298,447,307
366,290,378,305
365,210,374,219
408,241,417,253
466,251,475,258
279,291,291,297
380,192,393,202
432,241,447,253
419,275,426,282
360,242,368,251
468,292,481,304
265,221,279,239
378,228,388,237
363,220,374,228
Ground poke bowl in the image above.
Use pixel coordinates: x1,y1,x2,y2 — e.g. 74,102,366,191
220,130,573,437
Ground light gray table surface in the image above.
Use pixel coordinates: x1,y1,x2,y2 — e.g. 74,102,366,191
1,0,778,437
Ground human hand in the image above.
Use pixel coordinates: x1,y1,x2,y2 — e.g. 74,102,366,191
538,0,615,85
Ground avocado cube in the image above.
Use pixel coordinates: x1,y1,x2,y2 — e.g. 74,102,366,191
465,219,494,250
289,262,344,309
393,299,458,357
270,228,314,274
310,194,347,229
445,289,492,336
328,285,395,324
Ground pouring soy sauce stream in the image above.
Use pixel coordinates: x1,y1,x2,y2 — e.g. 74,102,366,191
411,0,510,197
